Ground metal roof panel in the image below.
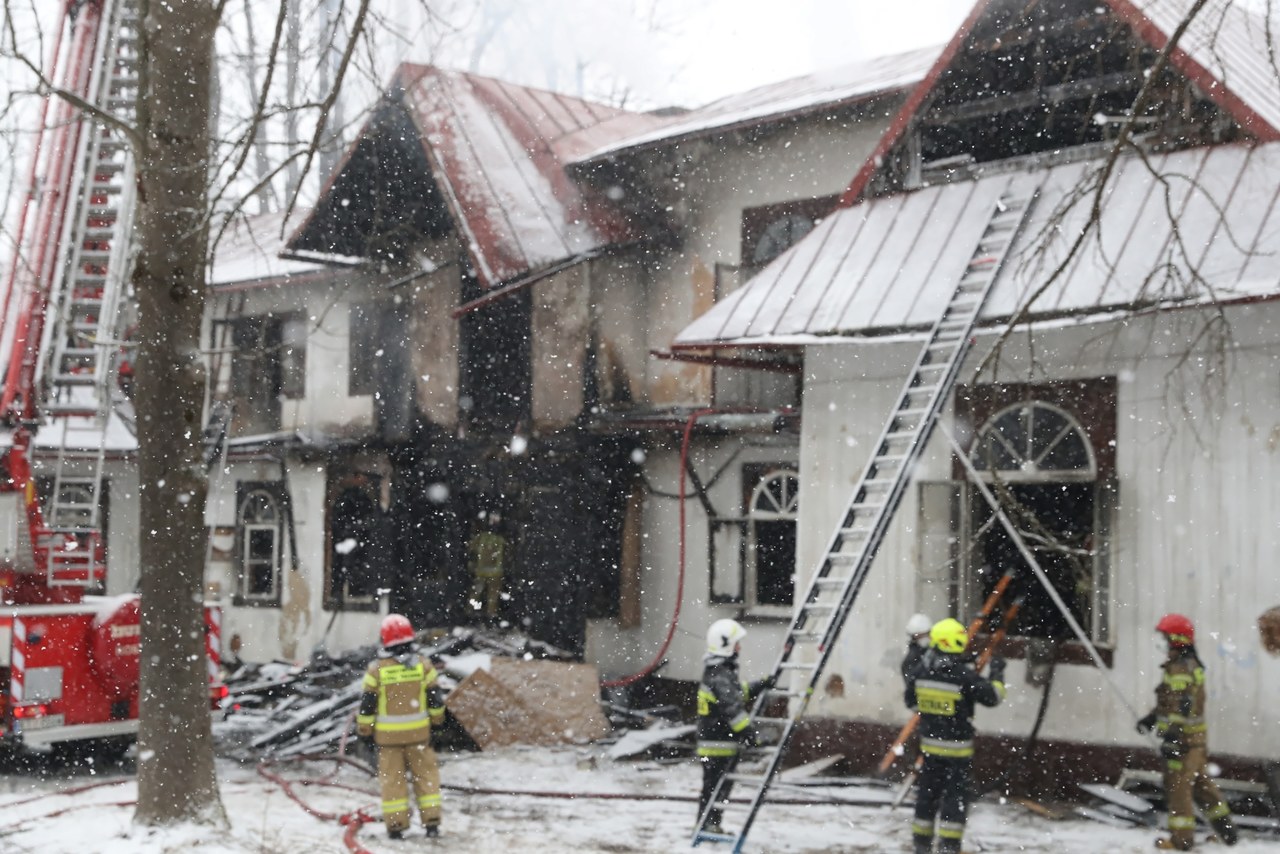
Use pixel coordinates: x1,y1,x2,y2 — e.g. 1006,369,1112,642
675,143,1280,347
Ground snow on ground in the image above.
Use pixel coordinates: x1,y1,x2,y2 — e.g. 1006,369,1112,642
0,745,1274,853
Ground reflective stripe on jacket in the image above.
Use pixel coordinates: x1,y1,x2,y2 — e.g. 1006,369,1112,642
697,654,753,757
904,649,1003,758
1151,649,1209,748
356,649,446,746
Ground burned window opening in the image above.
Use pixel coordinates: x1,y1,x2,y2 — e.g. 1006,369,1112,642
458,268,531,433
222,314,305,436
328,483,384,610
958,398,1113,652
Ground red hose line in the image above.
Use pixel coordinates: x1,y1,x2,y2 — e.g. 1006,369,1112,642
602,408,716,689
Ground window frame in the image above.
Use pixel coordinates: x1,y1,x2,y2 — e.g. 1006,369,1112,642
325,475,384,612
742,464,799,618
234,483,283,607
950,379,1119,664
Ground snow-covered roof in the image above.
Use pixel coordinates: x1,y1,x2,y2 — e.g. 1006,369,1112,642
1112,0,1280,138
289,65,653,290
209,208,330,288
568,45,941,165
674,142,1280,347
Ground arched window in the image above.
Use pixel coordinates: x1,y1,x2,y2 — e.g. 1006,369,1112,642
964,401,1107,644
971,402,1096,480
746,468,799,609
238,487,280,604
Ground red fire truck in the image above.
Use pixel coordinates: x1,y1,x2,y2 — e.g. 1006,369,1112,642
0,0,222,755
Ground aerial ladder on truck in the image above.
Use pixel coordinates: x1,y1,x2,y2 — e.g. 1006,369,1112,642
692,177,1040,851
0,0,139,603
0,0,223,754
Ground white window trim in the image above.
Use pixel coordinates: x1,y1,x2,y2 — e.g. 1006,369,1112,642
744,468,799,618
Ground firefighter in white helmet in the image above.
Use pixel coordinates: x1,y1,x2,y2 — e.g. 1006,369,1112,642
696,618,775,835
902,612,934,685
357,614,447,839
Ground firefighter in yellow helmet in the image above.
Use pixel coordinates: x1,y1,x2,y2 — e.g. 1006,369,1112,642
1136,613,1237,850
357,614,447,839
903,618,1006,854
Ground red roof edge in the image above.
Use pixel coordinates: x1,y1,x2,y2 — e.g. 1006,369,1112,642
837,0,995,208
1104,0,1280,143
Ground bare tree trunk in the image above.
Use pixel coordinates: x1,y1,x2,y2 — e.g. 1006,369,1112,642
133,0,226,826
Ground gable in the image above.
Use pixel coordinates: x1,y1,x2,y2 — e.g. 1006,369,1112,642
845,0,1279,202
287,99,452,265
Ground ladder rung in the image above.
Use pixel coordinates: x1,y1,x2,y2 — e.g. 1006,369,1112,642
777,661,816,670
810,576,848,588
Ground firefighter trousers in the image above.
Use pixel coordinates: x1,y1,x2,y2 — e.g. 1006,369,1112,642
912,754,971,854
470,571,503,619
377,741,441,832
698,753,738,829
1163,745,1234,850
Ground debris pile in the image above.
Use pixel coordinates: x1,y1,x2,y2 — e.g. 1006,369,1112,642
214,628,609,761
1075,771,1280,837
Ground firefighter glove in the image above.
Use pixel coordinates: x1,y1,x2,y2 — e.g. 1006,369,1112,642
987,657,1007,683
1160,738,1185,761
1136,712,1158,734
750,675,778,697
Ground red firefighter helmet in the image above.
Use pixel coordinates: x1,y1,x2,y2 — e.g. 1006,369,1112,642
380,614,414,647
1156,613,1195,646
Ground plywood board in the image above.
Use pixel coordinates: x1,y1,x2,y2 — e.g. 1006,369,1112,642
445,666,543,750
488,658,611,744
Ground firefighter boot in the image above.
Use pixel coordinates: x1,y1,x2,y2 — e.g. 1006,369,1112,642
425,824,440,838
1209,811,1238,846
1155,837,1192,851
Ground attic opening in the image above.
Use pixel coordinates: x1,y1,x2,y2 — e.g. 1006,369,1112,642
886,0,1240,190
287,98,452,262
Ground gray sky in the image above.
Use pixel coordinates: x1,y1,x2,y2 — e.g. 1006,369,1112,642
416,0,976,108
661,0,973,104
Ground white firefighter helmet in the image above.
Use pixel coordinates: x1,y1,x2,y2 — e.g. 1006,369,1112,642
905,613,933,637
707,618,747,656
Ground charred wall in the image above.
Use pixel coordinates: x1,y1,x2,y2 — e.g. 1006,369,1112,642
385,429,640,655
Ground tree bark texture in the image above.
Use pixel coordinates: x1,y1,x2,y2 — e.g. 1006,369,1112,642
132,0,226,827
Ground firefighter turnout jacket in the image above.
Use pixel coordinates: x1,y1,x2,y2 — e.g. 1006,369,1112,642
357,648,446,746
904,650,1005,759
1150,647,1208,750
697,654,767,757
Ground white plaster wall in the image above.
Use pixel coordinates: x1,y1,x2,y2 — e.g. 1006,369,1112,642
796,304,1280,759
585,103,900,685
642,108,897,408
585,432,798,685
210,456,382,663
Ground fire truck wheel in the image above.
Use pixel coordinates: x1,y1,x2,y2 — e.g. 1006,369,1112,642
90,597,142,700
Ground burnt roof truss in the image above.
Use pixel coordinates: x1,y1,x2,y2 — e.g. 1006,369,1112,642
883,0,1242,192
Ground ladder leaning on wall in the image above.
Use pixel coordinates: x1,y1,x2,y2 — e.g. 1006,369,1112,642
692,181,1040,852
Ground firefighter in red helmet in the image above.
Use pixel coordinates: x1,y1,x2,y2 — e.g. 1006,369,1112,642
1136,613,1237,850
357,614,447,839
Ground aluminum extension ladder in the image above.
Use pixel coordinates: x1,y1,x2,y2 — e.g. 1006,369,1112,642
38,0,140,586
692,183,1039,852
